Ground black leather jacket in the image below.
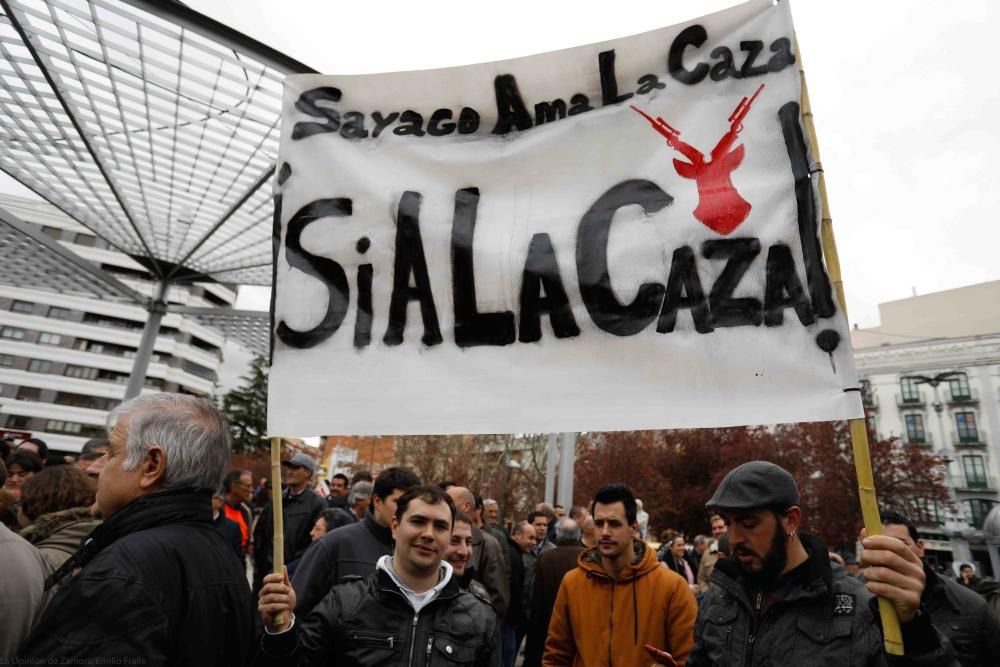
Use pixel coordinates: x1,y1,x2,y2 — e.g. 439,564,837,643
689,533,956,667
923,565,1000,666
257,567,500,666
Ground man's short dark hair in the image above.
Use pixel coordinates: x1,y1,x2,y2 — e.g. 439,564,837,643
222,469,250,493
453,510,474,527
474,493,484,512
394,484,456,527
18,437,48,460
882,511,919,542
374,466,421,501
331,473,349,485
959,563,973,571
569,505,588,520
554,504,564,511
350,470,373,485
437,480,457,491
80,438,109,456
527,511,548,525
591,483,638,525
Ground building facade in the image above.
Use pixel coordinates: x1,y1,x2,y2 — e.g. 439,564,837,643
852,282,1000,577
0,195,233,453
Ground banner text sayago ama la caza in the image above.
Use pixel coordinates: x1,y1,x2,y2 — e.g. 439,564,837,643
268,0,863,436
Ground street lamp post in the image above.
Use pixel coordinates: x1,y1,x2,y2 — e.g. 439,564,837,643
499,442,521,529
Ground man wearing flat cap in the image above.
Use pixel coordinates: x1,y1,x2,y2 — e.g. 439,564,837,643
252,452,326,594
650,461,956,666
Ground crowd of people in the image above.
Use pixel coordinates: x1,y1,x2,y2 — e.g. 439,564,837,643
2,392,1000,665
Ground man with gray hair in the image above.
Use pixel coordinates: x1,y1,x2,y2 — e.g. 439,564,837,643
17,393,255,664
346,481,373,521
523,518,585,666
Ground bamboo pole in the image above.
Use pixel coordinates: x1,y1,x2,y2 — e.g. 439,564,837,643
795,38,903,656
270,436,286,628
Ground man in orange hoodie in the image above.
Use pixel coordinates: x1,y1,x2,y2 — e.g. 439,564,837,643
543,483,697,666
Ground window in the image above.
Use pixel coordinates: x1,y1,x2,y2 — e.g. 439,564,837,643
860,379,874,407
948,373,971,400
96,369,128,384
47,306,72,320
41,225,62,240
904,414,926,444
16,386,41,401
5,414,30,428
914,498,943,525
11,300,34,314
37,332,62,346
964,499,996,530
962,455,987,488
866,414,878,439
956,412,979,442
54,392,119,411
0,354,13,368
900,377,922,403
45,420,82,434
26,359,51,374
74,233,96,247
82,313,143,331
64,365,99,380
1,326,25,340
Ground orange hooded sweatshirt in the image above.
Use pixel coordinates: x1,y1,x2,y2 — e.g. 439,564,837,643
542,540,697,666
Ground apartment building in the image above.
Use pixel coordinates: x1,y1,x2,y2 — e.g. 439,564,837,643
852,281,1000,576
0,194,233,453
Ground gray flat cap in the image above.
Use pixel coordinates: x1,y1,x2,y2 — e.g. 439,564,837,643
706,461,799,511
281,452,317,475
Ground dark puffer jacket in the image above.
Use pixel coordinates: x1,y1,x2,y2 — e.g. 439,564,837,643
257,566,500,666
922,565,1000,666
291,509,394,616
17,488,255,665
254,486,326,591
688,533,956,667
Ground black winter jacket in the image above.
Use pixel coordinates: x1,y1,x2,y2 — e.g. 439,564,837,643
253,487,326,589
17,489,255,666
292,509,394,616
257,567,501,666
688,533,956,667
922,565,1000,666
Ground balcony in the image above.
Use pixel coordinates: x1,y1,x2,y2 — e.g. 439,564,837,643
905,432,933,448
946,387,979,405
896,392,925,408
954,475,998,493
952,430,987,448
862,393,879,410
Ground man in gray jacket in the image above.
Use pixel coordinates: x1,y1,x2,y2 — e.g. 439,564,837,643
447,486,509,618
674,461,956,667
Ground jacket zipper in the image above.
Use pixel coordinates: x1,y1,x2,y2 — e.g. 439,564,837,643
425,635,434,664
608,579,616,666
407,614,419,666
745,591,763,667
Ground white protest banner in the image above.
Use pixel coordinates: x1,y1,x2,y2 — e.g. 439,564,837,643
267,0,863,436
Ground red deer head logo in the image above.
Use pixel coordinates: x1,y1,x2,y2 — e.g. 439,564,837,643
631,84,764,235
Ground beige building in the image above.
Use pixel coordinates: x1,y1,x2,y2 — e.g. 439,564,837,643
852,281,1000,577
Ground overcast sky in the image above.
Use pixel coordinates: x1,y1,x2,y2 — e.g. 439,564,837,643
4,0,997,329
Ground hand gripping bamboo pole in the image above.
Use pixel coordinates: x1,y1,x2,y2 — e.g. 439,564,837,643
270,436,285,628
795,39,904,656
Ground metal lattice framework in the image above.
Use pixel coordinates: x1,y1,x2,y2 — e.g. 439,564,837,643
0,0,314,284
0,0,314,386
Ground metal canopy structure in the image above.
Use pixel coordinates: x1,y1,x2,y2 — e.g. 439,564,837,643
0,0,315,392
